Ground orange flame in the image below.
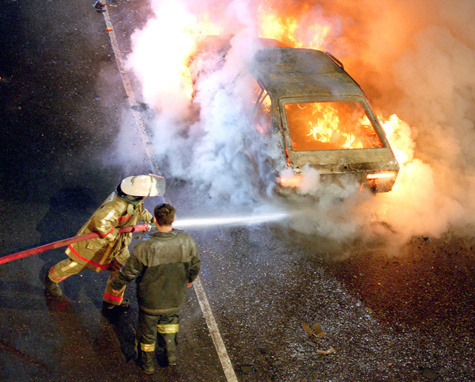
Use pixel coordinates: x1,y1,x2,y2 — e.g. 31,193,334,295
279,174,303,188
285,102,383,151
380,114,413,165
257,4,333,49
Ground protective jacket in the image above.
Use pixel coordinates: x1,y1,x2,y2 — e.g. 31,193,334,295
110,230,201,315
65,191,153,272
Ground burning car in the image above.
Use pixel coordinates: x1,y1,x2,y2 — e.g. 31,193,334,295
189,37,400,194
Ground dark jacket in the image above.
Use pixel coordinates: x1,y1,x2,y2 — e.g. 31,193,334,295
110,229,200,315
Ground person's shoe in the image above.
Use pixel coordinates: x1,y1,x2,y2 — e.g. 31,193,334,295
167,351,177,366
140,363,154,375
44,274,62,297
102,298,130,311
137,350,155,374
168,359,177,366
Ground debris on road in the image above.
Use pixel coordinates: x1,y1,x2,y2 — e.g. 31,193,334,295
303,321,336,355
316,347,336,355
302,321,326,341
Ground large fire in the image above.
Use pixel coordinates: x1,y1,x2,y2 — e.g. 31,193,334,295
127,0,475,242
140,2,410,186
141,0,413,187
167,5,409,159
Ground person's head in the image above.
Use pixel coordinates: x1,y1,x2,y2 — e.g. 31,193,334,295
154,203,176,227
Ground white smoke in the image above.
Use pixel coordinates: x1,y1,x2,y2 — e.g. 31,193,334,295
126,0,282,207
336,0,475,242
120,0,474,243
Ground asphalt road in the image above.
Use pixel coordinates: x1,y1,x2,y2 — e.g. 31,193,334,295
0,1,474,381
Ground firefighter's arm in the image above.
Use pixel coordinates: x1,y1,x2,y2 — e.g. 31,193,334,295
188,240,201,284
138,207,154,224
89,201,125,241
110,253,144,291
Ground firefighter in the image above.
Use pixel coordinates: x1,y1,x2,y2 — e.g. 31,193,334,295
109,203,200,374
44,174,166,312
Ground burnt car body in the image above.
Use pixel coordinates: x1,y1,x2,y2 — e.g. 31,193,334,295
252,46,399,193
189,37,400,194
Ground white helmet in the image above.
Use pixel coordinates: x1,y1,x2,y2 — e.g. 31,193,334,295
120,174,166,197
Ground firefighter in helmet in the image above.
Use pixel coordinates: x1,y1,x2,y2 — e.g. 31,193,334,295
44,174,166,311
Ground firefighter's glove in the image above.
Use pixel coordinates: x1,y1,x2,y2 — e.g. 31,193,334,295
109,259,123,273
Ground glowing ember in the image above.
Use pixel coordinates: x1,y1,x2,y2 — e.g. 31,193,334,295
278,174,303,188
366,172,398,180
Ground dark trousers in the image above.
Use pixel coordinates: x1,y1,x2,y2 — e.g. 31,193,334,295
137,310,179,366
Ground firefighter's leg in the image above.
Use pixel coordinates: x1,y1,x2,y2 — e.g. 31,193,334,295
102,272,128,309
137,310,159,374
157,314,179,366
102,255,129,309
45,258,84,297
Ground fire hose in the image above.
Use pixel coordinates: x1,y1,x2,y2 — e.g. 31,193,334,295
0,223,152,266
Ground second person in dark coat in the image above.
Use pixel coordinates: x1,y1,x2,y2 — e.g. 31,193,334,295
110,203,201,374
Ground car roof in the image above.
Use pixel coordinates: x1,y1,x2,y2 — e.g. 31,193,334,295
251,47,365,100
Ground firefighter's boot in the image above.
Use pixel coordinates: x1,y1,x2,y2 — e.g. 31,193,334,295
162,333,178,366
138,350,155,374
102,298,130,311
44,273,62,297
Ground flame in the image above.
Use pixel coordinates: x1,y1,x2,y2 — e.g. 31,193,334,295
380,114,414,165
139,1,339,113
285,101,383,151
305,104,381,149
177,15,223,100
257,4,333,49
134,2,223,109
279,173,303,188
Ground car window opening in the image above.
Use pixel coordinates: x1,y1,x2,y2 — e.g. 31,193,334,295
284,101,383,151
252,81,272,136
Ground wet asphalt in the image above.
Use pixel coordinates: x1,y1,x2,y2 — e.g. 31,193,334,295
0,1,474,381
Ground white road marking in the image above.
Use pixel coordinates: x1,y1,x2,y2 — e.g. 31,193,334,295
101,7,238,381
102,8,159,172
193,277,238,382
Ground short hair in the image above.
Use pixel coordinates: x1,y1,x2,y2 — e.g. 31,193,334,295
154,203,175,226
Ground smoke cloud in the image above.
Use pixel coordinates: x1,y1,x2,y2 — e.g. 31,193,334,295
118,0,474,244
327,0,475,242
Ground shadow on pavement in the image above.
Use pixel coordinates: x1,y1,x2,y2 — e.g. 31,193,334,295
100,309,138,362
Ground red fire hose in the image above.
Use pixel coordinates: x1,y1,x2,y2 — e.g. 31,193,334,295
0,223,152,265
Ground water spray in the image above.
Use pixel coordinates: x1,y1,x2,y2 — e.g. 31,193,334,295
174,211,288,229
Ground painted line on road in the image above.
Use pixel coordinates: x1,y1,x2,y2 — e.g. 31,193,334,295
101,8,238,381
101,8,160,172
193,276,238,382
